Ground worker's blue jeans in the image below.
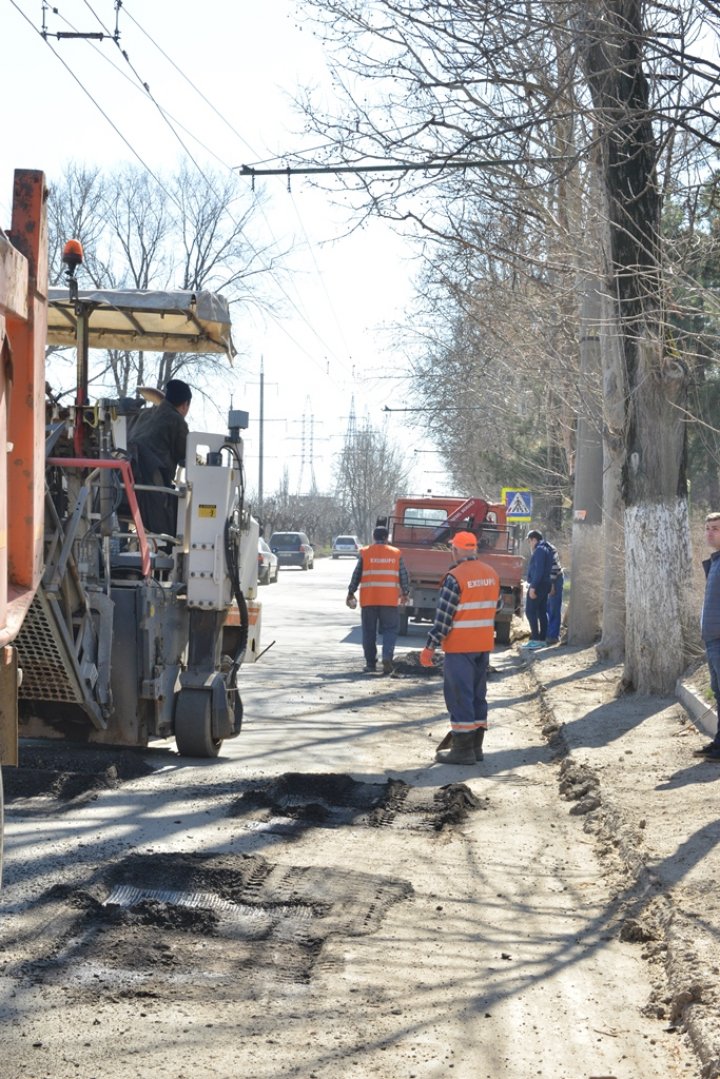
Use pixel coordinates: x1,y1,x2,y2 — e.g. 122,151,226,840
361,605,399,667
526,586,550,641
705,638,720,746
442,651,490,733
547,573,564,640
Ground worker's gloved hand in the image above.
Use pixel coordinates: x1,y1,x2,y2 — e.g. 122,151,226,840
419,647,435,668
346,594,357,610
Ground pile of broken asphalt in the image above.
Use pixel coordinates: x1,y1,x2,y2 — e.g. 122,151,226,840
523,644,720,1078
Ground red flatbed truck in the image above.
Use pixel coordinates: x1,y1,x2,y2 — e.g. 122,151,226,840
383,495,524,643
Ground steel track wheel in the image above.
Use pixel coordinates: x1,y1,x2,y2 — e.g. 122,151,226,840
174,689,222,758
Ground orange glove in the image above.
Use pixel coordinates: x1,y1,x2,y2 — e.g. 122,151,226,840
420,647,435,668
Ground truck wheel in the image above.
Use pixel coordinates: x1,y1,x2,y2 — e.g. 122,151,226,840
398,608,409,635
174,690,222,758
495,620,511,645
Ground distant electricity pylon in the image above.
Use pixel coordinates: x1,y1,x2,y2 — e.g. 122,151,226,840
296,396,317,494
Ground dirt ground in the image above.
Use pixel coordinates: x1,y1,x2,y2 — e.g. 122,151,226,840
0,561,717,1078
525,642,720,1079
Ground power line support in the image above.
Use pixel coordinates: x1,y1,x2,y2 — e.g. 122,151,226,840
258,357,264,511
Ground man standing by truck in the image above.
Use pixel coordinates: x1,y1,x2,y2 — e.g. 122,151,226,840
346,526,410,674
420,532,501,765
523,528,555,649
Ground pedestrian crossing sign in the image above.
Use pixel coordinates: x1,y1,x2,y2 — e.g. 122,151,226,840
502,487,533,522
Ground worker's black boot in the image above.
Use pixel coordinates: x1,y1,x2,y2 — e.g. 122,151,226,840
436,730,452,753
474,727,485,761
435,731,476,765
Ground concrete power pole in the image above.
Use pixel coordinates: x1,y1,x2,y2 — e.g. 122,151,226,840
567,282,604,645
258,357,264,511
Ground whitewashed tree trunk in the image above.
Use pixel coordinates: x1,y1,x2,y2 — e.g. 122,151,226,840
624,498,693,693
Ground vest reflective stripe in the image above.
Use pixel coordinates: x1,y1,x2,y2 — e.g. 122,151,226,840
442,559,500,653
359,544,402,607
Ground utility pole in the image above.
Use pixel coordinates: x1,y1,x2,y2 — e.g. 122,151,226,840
258,357,264,510
567,282,604,645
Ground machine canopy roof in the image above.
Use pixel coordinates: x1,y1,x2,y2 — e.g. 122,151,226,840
47,287,236,358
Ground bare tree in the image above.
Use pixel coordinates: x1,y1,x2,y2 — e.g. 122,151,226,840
336,421,410,540
297,0,720,691
47,159,278,402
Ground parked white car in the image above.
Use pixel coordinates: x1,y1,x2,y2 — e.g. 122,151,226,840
258,537,279,585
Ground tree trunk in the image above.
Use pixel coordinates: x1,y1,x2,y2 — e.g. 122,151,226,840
582,0,691,692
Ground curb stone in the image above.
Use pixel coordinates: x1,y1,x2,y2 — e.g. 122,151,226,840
676,677,716,740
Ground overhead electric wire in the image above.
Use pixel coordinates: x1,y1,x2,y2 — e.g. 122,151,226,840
78,0,230,202
288,189,354,360
26,0,436,387
91,0,359,383
8,0,175,206
20,0,354,383
121,4,260,159
117,0,359,382
10,0,396,414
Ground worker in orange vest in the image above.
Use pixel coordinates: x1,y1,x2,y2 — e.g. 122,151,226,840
346,525,410,674
420,531,501,764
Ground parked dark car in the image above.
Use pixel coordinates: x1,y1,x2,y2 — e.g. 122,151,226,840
258,537,279,585
269,531,314,570
331,535,361,559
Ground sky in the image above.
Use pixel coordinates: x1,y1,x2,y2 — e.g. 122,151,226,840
2,0,450,497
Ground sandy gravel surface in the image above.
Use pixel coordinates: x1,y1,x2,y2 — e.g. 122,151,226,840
526,643,720,1079
0,561,709,1078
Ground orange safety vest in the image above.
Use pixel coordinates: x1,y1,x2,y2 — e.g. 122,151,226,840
442,558,500,653
359,544,402,607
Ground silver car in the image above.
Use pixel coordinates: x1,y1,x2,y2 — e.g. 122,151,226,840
331,535,362,559
258,537,279,584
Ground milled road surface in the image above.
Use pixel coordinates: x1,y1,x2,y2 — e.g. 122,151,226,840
0,557,700,1078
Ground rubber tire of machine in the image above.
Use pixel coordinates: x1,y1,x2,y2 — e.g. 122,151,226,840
0,766,4,889
174,689,222,758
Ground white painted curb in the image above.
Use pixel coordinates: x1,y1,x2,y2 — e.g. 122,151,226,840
676,679,717,739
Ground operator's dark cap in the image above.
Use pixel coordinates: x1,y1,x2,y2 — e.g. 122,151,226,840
165,379,192,405
527,529,543,541
373,526,389,542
